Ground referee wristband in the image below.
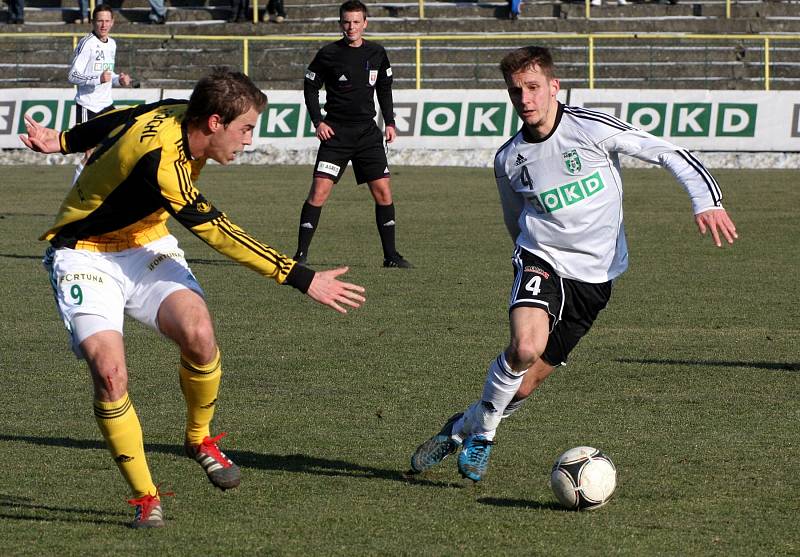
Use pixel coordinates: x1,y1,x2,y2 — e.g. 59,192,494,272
285,263,315,294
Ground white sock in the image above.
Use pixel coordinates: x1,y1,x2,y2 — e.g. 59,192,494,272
459,354,527,440
72,161,84,186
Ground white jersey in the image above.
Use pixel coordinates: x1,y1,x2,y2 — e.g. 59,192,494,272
68,32,120,113
495,103,723,283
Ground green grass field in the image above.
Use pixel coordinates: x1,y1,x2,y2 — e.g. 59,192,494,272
1,164,798,556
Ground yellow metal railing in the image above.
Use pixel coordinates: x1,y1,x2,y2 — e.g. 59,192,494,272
4,32,799,90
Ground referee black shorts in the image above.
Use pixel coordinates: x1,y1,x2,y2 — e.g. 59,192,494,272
75,103,114,125
509,246,613,367
312,120,390,185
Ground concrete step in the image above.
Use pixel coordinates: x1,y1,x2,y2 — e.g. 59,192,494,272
2,1,798,90
7,0,800,31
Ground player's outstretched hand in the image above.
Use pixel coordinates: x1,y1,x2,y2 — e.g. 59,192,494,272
695,208,738,247
306,266,366,314
19,114,61,154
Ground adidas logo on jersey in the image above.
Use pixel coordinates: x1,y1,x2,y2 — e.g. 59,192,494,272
338,74,348,82
514,153,527,166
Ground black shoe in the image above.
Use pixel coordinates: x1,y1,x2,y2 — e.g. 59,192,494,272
383,253,412,269
293,251,308,266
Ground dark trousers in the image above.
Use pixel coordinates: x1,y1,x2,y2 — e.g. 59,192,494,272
230,0,249,20
267,0,285,16
8,0,24,22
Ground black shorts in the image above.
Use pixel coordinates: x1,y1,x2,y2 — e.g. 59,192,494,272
509,246,612,366
312,120,390,184
75,103,114,125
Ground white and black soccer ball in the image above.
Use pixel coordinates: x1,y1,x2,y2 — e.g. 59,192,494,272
550,446,617,511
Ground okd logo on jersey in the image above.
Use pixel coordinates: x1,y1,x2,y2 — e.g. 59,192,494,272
538,172,605,213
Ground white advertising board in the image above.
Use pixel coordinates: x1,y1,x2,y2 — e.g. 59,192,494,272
568,89,800,152
3,88,799,152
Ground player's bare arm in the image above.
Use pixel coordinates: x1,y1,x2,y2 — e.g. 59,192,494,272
695,208,738,247
19,115,61,153
305,266,366,314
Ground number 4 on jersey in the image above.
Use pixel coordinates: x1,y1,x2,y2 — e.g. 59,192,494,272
521,166,534,190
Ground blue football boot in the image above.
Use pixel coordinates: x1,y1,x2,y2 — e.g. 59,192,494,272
410,413,463,474
457,434,495,482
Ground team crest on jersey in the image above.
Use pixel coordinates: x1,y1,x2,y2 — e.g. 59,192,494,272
368,70,378,86
562,149,582,175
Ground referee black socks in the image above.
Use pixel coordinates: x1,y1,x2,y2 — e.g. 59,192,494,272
375,203,397,258
296,201,322,260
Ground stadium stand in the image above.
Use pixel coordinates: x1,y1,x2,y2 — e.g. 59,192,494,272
1,0,799,89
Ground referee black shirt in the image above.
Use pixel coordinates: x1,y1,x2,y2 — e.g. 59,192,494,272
304,38,395,127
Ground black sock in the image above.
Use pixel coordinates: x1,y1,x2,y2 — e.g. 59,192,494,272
296,201,322,258
375,203,397,258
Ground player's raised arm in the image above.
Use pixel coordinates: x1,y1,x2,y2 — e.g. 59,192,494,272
596,115,738,249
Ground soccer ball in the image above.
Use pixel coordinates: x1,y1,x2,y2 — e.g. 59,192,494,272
550,446,617,511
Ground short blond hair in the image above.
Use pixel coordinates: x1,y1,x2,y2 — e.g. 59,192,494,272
500,46,556,82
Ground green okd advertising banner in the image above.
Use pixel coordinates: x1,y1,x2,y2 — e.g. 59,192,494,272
2,88,798,152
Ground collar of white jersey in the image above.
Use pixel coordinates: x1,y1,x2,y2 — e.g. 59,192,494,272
520,101,564,144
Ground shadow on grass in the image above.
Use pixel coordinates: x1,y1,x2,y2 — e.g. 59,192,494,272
477,497,564,511
616,358,799,372
0,493,129,526
0,434,460,490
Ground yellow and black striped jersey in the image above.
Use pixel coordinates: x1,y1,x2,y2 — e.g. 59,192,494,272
41,99,314,291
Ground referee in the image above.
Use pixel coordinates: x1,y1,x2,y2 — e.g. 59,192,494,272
294,0,411,268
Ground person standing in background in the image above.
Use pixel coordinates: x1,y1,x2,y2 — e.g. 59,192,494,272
7,0,24,24
295,0,411,269
263,0,286,22
68,4,132,185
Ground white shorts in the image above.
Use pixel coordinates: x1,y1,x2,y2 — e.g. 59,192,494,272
43,234,205,358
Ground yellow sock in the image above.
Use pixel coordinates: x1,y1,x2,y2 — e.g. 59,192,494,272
94,393,157,499
179,348,222,446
